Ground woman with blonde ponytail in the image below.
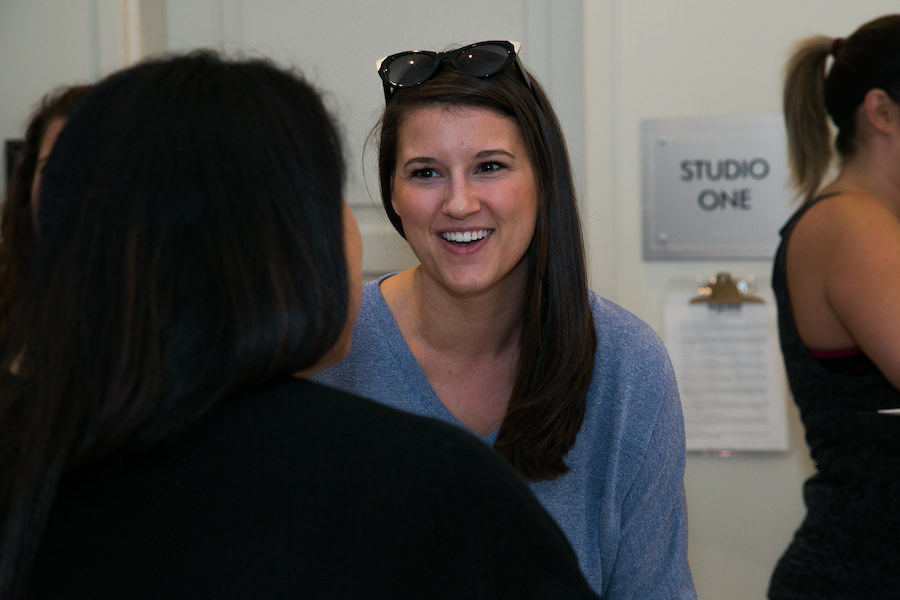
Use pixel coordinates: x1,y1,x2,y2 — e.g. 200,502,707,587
769,14,900,600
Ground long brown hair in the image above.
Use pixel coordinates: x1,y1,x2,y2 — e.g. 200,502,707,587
376,60,596,481
783,14,900,202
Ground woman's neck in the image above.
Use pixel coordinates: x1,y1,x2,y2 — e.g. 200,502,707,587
824,140,900,219
383,266,527,360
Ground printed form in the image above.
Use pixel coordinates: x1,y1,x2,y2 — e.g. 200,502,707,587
664,288,789,453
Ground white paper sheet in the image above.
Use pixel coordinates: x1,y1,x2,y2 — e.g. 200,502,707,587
664,289,788,453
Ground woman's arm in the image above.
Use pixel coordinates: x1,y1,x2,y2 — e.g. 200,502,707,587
607,352,696,600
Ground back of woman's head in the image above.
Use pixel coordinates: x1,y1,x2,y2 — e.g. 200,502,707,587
21,50,348,453
783,14,900,202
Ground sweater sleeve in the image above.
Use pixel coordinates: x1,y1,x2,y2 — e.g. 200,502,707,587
606,347,696,600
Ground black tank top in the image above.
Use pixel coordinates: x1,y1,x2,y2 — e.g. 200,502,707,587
768,194,900,599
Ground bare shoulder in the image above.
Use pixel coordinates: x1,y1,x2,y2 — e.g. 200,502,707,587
795,192,895,231
789,192,900,387
790,192,900,268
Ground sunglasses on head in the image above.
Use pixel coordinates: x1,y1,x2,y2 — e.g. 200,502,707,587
376,40,532,102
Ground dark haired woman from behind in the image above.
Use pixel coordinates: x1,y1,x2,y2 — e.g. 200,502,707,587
314,41,695,598
0,52,600,600
770,14,900,600
0,84,93,360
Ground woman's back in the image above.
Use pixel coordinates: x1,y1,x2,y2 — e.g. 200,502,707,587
771,195,900,597
32,378,597,599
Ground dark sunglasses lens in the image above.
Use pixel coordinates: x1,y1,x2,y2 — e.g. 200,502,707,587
386,53,439,86
454,44,511,77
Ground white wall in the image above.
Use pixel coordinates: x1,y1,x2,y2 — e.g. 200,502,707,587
3,1,899,598
1,0,97,191
0,0,155,191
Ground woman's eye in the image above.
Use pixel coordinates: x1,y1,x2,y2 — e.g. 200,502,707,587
477,161,506,174
409,167,438,178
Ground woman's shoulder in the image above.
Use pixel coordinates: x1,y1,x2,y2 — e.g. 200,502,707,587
46,377,598,599
357,273,398,317
793,191,896,236
361,275,389,302
584,291,677,413
587,290,668,357
223,377,498,465
789,191,900,287
349,276,396,336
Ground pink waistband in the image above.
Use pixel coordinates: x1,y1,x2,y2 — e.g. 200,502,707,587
809,347,863,359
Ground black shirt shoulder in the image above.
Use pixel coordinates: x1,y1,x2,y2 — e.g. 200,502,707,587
34,377,598,599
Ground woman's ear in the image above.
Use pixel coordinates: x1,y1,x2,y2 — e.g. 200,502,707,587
861,88,900,136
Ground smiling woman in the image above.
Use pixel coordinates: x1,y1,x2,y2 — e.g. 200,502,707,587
313,40,698,599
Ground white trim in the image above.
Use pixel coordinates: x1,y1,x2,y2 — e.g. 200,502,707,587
93,0,127,76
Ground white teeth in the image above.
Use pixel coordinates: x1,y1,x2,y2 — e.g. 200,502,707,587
441,229,491,243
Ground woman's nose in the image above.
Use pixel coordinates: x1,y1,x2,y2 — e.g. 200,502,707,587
442,178,481,219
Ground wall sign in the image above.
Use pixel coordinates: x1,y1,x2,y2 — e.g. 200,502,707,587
642,114,794,259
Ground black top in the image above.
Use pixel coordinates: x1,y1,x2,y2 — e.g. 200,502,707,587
32,377,598,599
768,195,900,599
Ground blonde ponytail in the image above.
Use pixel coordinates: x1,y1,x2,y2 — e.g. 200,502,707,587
782,35,833,203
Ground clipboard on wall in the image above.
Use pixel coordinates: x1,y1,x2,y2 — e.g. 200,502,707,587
664,272,788,454
689,271,764,306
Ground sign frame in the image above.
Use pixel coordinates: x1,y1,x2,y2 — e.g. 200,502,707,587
642,114,794,260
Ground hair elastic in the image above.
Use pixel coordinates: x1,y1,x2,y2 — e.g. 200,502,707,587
831,37,844,57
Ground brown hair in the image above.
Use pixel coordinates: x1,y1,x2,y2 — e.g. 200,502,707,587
783,14,900,202
376,61,596,481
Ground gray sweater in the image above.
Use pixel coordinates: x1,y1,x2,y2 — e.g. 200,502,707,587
314,276,696,599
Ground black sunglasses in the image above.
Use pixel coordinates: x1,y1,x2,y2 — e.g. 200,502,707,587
376,40,532,102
